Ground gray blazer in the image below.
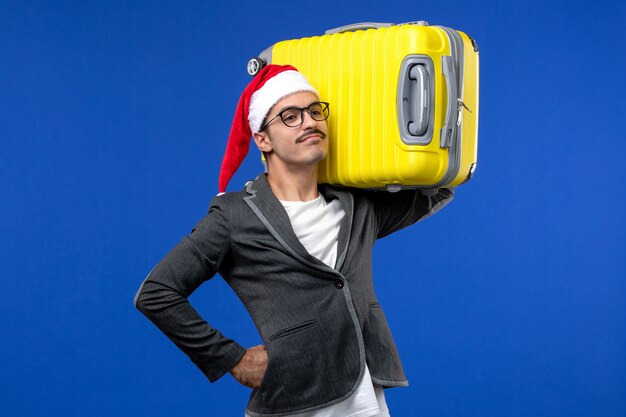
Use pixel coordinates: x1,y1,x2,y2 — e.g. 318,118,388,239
135,174,453,416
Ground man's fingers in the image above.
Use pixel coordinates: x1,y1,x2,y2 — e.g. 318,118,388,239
229,345,269,390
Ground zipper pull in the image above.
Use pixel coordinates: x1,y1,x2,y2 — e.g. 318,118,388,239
457,98,472,113
457,99,472,126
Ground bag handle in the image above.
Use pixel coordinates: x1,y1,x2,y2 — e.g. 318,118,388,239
325,22,393,35
325,21,431,35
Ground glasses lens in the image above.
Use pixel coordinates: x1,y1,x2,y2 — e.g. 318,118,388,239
308,102,329,121
280,108,302,127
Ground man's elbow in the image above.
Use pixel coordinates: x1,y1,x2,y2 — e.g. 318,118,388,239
134,283,148,313
418,187,455,222
134,267,155,313
432,188,455,213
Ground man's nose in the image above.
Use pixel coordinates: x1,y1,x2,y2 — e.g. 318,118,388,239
301,110,319,129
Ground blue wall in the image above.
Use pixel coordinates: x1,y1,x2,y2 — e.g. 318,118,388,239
1,1,624,416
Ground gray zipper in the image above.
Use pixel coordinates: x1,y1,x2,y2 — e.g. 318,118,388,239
434,26,465,187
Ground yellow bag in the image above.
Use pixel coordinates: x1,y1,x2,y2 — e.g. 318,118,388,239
249,21,479,190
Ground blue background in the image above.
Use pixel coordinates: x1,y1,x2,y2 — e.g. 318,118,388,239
2,1,625,416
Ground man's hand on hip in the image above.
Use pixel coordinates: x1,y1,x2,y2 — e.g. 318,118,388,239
230,345,268,389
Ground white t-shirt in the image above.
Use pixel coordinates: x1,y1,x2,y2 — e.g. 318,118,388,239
245,195,390,417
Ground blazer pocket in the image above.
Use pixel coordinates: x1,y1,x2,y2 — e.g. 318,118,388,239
250,317,359,414
269,319,318,341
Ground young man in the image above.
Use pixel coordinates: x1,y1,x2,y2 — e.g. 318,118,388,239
135,65,454,417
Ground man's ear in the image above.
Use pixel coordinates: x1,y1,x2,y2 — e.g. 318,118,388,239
253,131,272,153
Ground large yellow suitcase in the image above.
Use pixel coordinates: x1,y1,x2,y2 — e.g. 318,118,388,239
249,21,479,190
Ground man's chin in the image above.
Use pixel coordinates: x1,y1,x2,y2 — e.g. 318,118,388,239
312,150,328,164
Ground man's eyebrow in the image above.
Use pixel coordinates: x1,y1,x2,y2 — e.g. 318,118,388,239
276,105,299,114
276,102,319,114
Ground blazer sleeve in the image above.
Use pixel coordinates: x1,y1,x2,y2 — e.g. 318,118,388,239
369,188,455,239
134,198,246,383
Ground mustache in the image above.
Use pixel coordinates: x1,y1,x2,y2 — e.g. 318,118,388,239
296,129,327,143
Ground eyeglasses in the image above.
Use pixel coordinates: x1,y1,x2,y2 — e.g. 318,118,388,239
260,101,330,131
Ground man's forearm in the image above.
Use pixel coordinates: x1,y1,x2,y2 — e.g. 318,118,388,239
135,228,245,383
136,277,246,382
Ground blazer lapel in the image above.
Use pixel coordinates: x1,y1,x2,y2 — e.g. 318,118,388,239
243,175,333,273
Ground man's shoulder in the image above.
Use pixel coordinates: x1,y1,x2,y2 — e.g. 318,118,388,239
209,189,247,209
208,177,263,210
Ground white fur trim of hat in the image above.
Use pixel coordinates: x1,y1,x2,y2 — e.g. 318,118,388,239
248,70,319,133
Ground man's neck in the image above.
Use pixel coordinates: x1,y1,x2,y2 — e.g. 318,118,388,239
266,164,319,202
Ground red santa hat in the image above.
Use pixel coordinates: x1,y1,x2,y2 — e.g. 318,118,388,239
218,64,319,193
